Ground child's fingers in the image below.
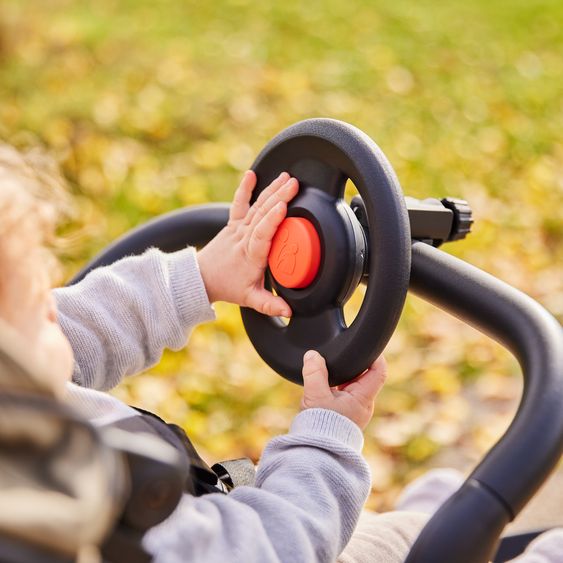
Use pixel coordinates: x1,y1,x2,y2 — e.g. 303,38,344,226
249,177,299,230
246,288,292,317
340,356,387,402
230,171,257,221
302,351,333,404
244,172,290,225
248,201,287,263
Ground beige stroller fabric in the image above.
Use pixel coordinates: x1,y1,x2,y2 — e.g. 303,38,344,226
0,321,126,561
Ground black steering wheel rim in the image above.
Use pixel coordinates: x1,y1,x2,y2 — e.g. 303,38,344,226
241,119,411,386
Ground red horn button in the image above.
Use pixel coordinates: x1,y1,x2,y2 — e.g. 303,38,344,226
268,217,321,289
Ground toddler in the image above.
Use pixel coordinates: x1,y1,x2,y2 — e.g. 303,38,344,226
0,145,386,562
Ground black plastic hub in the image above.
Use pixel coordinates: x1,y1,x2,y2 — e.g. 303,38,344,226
270,188,365,316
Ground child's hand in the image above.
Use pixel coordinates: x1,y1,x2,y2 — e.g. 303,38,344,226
301,350,387,430
197,170,299,316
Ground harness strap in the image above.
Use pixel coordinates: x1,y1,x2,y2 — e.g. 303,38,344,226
128,408,227,496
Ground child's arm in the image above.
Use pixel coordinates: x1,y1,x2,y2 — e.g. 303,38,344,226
143,354,386,563
54,171,298,390
53,246,214,390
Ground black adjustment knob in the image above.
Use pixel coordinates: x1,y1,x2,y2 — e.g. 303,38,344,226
441,197,473,242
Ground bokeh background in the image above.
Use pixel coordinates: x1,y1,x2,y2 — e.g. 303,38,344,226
1,0,561,511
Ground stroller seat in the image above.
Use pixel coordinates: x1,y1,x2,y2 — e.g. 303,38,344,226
0,321,185,563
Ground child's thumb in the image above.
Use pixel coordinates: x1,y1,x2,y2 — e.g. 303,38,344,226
302,350,332,403
248,290,292,318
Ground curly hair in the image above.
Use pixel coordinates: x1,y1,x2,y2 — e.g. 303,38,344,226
0,144,71,319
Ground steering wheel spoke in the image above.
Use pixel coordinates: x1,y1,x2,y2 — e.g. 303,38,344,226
289,157,347,199
286,307,346,350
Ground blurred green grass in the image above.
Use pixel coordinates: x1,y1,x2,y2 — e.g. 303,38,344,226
1,0,561,510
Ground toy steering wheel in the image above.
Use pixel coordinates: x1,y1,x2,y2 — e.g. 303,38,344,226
241,119,411,386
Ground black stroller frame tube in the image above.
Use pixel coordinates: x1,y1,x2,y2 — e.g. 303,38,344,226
70,204,231,284
405,241,563,563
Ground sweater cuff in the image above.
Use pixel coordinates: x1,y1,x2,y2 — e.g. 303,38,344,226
290,408,364,452
166,247,216,329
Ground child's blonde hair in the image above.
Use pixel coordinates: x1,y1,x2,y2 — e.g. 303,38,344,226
0,144,70,317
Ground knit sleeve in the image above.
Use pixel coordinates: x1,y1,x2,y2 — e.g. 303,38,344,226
53,247,215,391
144,408,372,563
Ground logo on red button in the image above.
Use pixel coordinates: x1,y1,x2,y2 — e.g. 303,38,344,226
268,217,321,288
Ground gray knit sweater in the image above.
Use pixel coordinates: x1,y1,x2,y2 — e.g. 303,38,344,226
53,247,371,563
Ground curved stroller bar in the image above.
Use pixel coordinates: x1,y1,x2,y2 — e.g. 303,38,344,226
406,241,563,563
71,207,563,562
70,204,230,285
